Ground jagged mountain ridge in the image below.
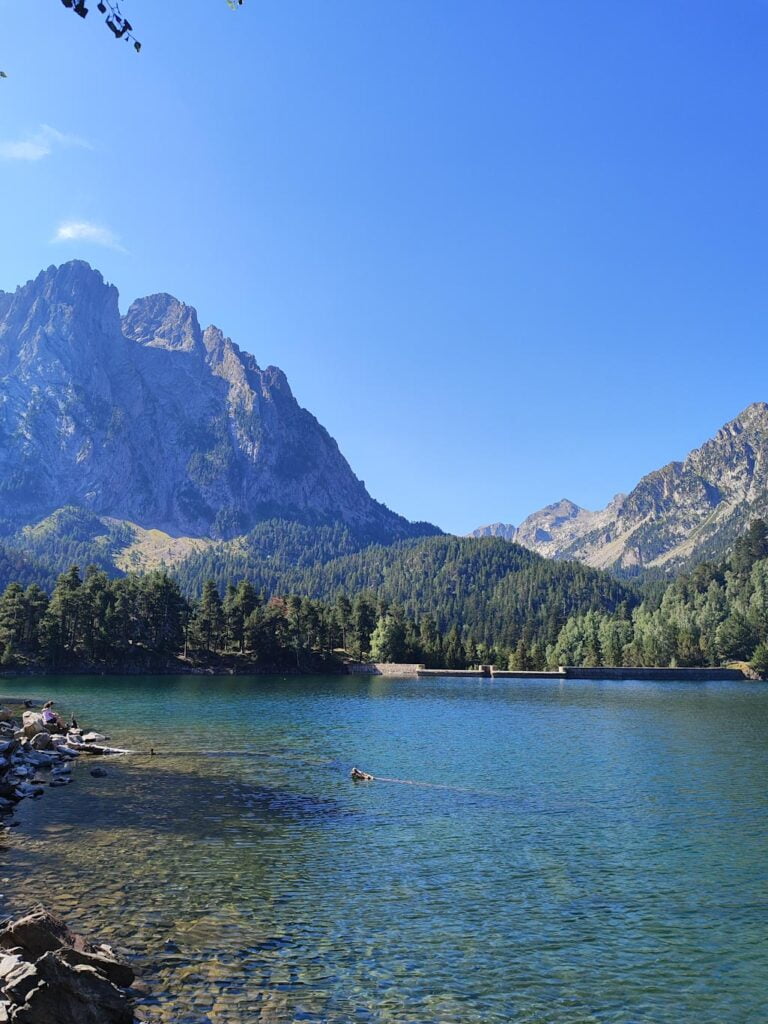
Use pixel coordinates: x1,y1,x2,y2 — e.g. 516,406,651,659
0,261,438,543
472,403,768,573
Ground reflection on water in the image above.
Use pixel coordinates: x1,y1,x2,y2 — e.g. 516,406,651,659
1,675,767,1023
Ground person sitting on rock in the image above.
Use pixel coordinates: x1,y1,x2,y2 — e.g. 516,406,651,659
41,701,66,733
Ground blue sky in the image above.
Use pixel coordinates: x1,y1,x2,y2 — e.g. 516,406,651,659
1,1,767,535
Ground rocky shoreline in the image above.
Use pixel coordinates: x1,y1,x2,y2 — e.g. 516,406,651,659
0,701,129,816
0,658,348,679
0,908,140,1023
0,706,154,1022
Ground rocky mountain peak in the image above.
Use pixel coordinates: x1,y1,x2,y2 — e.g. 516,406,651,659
470,523,518,541
202,325,261,386
122,292,203,356
0,262,436,544
475,403,768,573
716,401,768,439
27,261,119,331
0,261,123,381
543,498,583,520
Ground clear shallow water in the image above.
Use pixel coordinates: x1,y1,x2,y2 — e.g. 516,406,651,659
1,675,767,1024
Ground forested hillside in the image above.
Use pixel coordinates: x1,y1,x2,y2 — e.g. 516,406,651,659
10,508,135,580
2,522,767,675
0,545,54,594
0,566,507,672
169,519,381,593
549,519,768,672
0,535,637,673
176,535,637,657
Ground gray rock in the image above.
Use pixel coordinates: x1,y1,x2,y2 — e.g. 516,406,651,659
10,951,133,1024
0,910,92,961
53,748,79,759
0,955,22,982
56,947,134,989
12,785,43,799
2,962,38,1005
27,735,51,752
19,717,43,741
24,754,55,768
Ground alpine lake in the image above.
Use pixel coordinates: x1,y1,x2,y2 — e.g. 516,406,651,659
2,674,767,1024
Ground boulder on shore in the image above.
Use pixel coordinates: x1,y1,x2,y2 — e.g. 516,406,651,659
20,715,43,741
0,908,91,960
0,909,137,1024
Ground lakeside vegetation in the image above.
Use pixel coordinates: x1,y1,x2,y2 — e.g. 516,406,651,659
0,521,766,676
0,535,635,673
0,565,508,673
549,519,768,675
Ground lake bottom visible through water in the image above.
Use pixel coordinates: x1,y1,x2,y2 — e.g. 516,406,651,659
1,673,767,1024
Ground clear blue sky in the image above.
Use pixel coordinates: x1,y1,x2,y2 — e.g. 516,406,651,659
1,1,767,534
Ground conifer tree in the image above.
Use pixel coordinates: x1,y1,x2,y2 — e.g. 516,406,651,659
192,580,224,653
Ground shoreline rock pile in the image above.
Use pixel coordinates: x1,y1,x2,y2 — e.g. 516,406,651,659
0,907,138,1023
0,702,129,814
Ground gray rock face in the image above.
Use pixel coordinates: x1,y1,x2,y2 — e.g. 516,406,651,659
0,910,136,1024
0,262,431,541
473,403,768,572
470,522,518,542
10,951,133,1024
471,499,608,552
0,909,87,961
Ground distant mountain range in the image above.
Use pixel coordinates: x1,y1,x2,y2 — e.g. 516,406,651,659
0,261,437,546
1,261,766,592
472,403,768,573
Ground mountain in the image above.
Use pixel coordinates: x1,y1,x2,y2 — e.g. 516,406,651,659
470,522,518,542
472,403,768,573
0,261,438,544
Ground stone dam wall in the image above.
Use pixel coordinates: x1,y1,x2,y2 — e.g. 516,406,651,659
348,664,749,681
348,663,426,677
564,666,747,681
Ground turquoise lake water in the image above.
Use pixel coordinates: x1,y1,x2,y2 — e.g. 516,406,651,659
1,674,767,1023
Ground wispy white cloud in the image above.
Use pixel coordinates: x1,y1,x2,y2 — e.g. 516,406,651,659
0,124,91,162
52,220,127,253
